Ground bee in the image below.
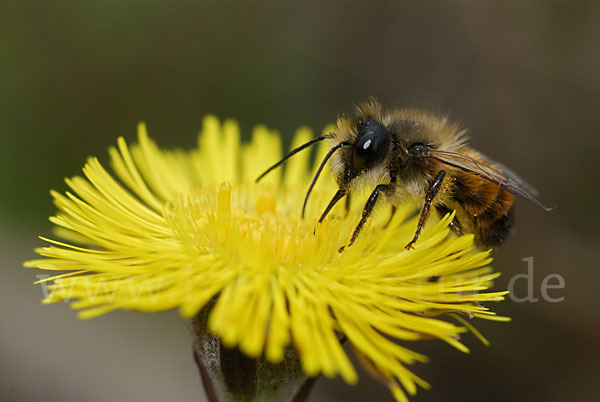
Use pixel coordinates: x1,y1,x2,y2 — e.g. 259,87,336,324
257,98,550,250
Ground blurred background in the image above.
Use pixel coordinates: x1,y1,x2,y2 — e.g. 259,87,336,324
1,1,599,401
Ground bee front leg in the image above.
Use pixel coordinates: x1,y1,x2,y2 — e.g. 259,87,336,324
405,170,447,250
339,171,397,253
340,183,388,252
318,188,347,223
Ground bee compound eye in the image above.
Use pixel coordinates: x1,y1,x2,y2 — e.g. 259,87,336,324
352,123,390,172
360,137,373,151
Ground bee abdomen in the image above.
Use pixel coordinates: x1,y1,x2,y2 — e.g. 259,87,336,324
454,178,516,247
474,201,515,246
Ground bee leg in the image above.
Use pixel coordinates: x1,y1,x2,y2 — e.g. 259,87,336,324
435,205,464,236
340,183,387,253
383,206,397,229
405,170,447,250
318,188,347,223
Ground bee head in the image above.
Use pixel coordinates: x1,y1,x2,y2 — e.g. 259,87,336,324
351,118,390,173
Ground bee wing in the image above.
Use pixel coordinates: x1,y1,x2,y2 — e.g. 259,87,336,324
429,149,551,210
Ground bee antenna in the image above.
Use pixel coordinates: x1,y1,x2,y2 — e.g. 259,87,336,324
302,141,351,218
255,134,333,183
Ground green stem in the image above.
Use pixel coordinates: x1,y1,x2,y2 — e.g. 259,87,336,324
192,307,316,402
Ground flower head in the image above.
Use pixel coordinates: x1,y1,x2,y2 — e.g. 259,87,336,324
26,117,508,401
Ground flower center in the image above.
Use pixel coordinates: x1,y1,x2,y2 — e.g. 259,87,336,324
164,183,352,272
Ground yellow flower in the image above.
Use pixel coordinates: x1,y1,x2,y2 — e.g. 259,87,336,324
26,117,508,402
